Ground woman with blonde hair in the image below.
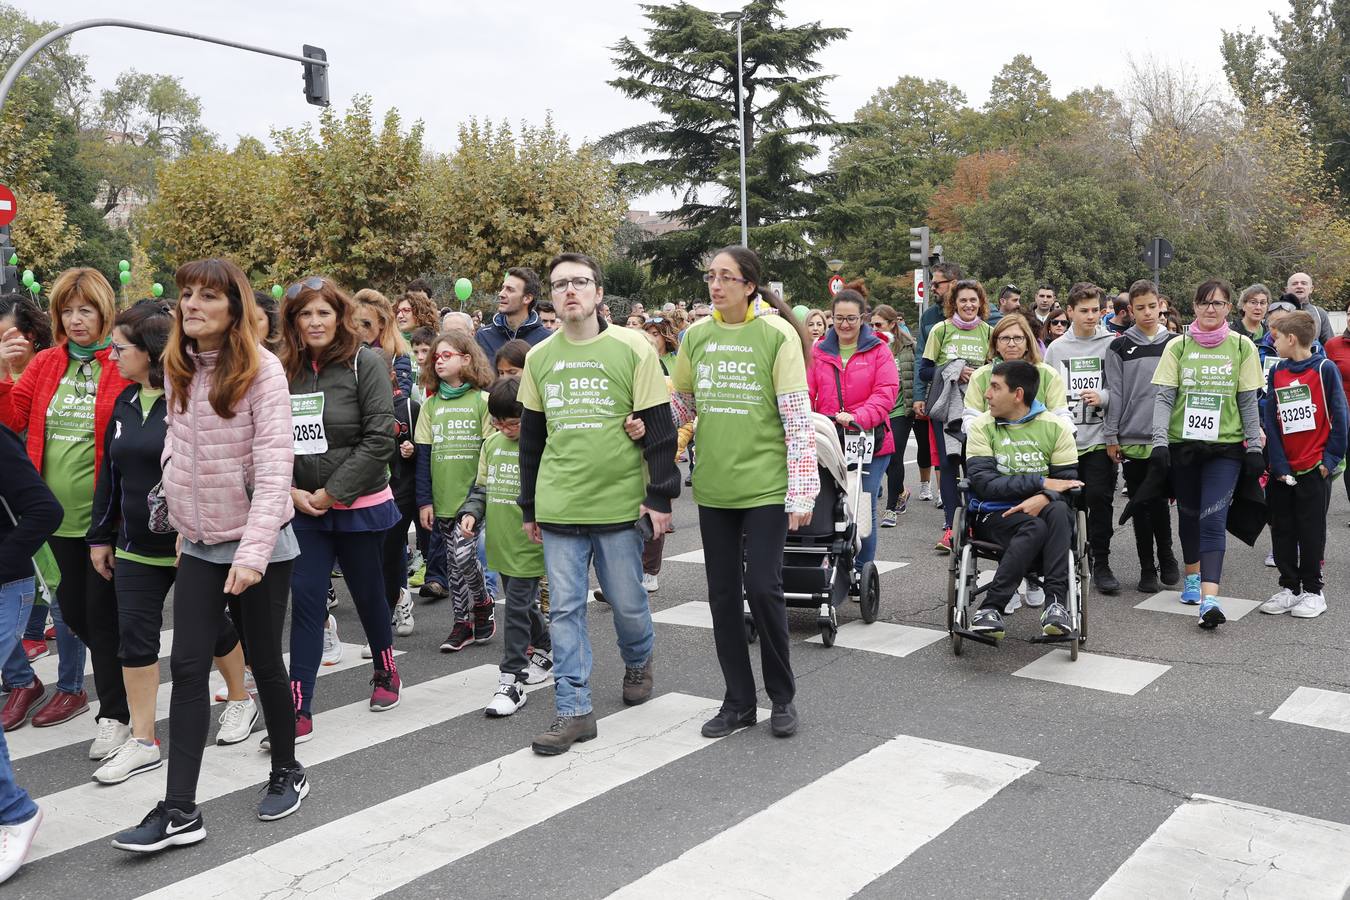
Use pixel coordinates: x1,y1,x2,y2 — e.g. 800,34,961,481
354,289,413,399
805,309,827,343
960,313,1069,432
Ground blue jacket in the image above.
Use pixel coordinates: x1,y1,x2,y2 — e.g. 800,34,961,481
475,309,551,361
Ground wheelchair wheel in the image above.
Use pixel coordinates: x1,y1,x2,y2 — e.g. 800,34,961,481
1066,550,1079,661
859,562,880,624
744,612,757,644
950,544,975,656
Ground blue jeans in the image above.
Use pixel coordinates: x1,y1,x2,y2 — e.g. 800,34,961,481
541,527,654,717
2,591,84,693
0,578,39,826
859,454,891,569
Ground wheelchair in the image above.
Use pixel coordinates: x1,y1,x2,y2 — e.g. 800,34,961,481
946,478,1090,660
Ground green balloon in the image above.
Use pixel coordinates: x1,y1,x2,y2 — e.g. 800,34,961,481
792,304,810,322
271,284,284,300
118,259,130,272
28,282,39,294
20,269,33,286
454,277,472,302
119,270,131,285
151,282,164,298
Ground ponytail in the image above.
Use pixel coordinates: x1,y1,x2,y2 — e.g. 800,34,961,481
711,245,814,365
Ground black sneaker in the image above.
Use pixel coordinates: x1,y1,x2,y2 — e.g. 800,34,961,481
1137,568,1163,594
440,621,474,652
1040,602,1072,637
701,707,756,738
770,702,798,737
111,802,204,853
419,581,448,601
257,763,309,821
473,602,496,644
1095,564,1121,595
1158,555,1181,587
970,607,1005,640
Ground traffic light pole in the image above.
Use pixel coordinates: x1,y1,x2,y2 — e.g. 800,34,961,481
0,18,329,120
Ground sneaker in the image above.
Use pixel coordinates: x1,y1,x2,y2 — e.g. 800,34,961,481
1159,555,1181,587
43,623,54,642
360,643,372,660
1137,568,1163,594
701,707,756,738
257,764,309,821
110,803,204,853
1179,573,1202,605
30,689,88,728
1041,602,1072,637
325,586,338,610
592,589,610,605
770,702,799,737
1264,551,1277,568
407,563,426,588
393,589,415,636
896,488,911,515
1,679,44,732
525,649,554,684
1198,596,1226,629
1024,586,1045,608
622,658,654,706
321,615,342,666
530,712,598,756
331,561,343,578
406,549,424,577
21,640,47,662
370,669,401,711
93,738,162,784
419,581,449,601
934,494,944,510
970,607,1005,640
261,712,312,750
935,527,953,554
485,672,527,718
0,807,41,884
1095,564,1121,595
918,482,933,501
216,697,259,745
641,572,660,592
1290,592,1327,618
214,668,256,703
473,603,496,644
440,621,474,652
89,718,132,760
880,509,898,529
1260,588,1302,615
1002,592,1022,615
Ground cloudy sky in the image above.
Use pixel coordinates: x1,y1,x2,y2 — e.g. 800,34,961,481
32,0,1280,213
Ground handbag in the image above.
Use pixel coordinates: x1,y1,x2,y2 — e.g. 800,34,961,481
147,456,172,534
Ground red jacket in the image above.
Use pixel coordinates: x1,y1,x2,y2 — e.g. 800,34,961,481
807,326,900,456
0,343,130,480
1323,336,1350,397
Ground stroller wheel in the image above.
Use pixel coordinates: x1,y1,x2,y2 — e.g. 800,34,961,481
951,631,963,656
744,612,757,644
817,603,837,648
859,562,880,624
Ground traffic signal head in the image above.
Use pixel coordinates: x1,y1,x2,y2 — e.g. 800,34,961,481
909,226,930,266
302,45,329,107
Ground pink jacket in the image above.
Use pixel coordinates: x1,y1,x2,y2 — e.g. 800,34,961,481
162,347,295,573
807,326,901,456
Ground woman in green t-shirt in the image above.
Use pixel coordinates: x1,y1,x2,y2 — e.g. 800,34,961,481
671,246,818,740
961,313,1070,433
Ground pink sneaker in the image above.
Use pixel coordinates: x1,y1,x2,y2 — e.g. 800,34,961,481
370,669,401,711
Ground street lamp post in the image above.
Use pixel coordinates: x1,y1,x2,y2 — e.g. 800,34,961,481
721,11,748,248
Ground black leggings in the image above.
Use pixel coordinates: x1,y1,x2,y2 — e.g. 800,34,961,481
885,414,919,509
49,535,126,723
114,559,237,667
167,555,295,810
381,512,414,610
698,505,794,711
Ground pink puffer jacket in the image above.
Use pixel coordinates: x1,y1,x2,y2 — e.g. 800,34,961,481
162,347,295,573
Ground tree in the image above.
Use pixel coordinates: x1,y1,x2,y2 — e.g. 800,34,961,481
979,55,1073,149
602,0,851,299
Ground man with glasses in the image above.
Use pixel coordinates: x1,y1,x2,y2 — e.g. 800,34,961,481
476,267,550,360
690,303,712,323
517,252,679,755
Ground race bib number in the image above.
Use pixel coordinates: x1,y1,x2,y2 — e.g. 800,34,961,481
1182,393,1221,442
1276,383,1316,434
291,392,328,455
1067,357,1102,396
843,430,875,467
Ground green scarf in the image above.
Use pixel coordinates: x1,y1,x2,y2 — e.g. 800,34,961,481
68,336,111,361
437,381,473,400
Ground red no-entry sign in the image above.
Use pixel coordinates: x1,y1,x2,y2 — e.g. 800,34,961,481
0,185,16,228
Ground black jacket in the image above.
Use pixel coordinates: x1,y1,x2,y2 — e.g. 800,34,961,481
87,384,178,558
390,393,420,514
0,424,61,583
1120,442,1267,545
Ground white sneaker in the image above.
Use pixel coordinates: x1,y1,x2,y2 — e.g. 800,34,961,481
217,697,259,745
360,643,373,660
406,549,424,577
215,667,257,703
525,649,554,684
393,589,415,636
326,585,338,609
0,807,41,885
321,615,342,666
1002,593,1023,615
1290,592,1327,618
484,672,527,717
1264,552,1277,568
1259,588,1302,615
1025,586,1046,608
89,718,132,761
918,483,933,501
93,738,161,784
934,494,944,510
641,573,659,593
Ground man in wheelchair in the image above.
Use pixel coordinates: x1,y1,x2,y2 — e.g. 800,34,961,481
965,360,1085,640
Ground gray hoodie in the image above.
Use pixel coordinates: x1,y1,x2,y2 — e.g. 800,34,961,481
1103,323,1173,448
1043,327,1115,450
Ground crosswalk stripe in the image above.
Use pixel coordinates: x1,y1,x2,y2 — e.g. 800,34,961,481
605,734,1036,899
804,621,944,656
30,629,175,683
1270,686,1350,735
1091,794,1350,899
134,692,737,900
663,547,909,574
27,663,534,862
7,642,386,762
1012,648,1171,695
1135,591,1261,620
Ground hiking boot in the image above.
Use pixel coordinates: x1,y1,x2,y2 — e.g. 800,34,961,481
531,712,598,756
419,581,449,601
622,658,653,706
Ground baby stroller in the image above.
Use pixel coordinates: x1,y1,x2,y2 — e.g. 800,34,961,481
745,413,882,647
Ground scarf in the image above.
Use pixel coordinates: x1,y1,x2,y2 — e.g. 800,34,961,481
437,381,473,400
712,302,756,324
67,336,111,361
949,312,982,331
1187,319,1230,349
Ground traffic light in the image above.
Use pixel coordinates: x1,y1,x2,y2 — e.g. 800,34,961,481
909,226,930,267
0,229,15,294
302,45,329,107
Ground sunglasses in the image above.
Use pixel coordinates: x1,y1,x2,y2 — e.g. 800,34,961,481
1049,319,1068,326
285,276,326,300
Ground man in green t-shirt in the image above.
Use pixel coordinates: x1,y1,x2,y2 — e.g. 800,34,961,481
517,252,679,756
965,360,1083,641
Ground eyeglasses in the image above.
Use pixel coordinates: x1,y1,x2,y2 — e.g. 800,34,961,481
550,276,596,294
108,341,135,358
931,279,951,290
834,315,862,325
996,334,1028,345
434,350,465,362
1196,299,1230,310
702,273,750,285
646,315,666,324
285,276,326,300
395,305,414,315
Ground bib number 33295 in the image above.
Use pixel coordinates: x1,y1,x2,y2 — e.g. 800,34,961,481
291,392,328,455
1276,383,1316,435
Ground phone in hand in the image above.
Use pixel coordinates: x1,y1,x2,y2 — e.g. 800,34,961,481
636,513,656,541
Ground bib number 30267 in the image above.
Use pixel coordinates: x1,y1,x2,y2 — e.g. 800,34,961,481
1067,357,1102,396
291,392,328,455
843,430,875,467
1276,383,1316,435
1182,392,1221,442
